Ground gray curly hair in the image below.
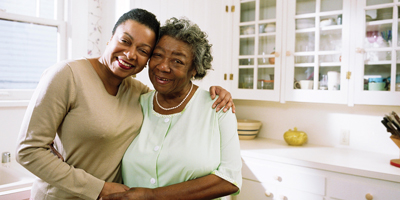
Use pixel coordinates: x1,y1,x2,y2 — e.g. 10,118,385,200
159,17,213,80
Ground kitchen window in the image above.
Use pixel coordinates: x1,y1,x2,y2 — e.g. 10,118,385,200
0,0,66,103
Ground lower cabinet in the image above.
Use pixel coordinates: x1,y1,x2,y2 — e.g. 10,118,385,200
328,173,400,200
236,156,400,200
235,179,324,200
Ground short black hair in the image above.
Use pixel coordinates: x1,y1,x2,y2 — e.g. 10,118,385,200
112,8,160,42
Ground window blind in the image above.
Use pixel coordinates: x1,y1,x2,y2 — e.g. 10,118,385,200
0,0,58,89
0,19,57,89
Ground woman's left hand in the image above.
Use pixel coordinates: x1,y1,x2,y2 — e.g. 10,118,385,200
209,86,235,113
100,187,151,200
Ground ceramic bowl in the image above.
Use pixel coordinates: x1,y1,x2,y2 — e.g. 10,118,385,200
296,19,314,29
320,18,335,27
237,119,262,140
264,24,276,33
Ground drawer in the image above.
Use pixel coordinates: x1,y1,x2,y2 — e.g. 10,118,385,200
275,186,324,200
328,175,400,200
242,157,280,183
236,179,275,200
236,179,324,200
242,156,326,196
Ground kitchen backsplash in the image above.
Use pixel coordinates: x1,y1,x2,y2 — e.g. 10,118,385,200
234,99,400,156
0,107,27,159
1,102,399,159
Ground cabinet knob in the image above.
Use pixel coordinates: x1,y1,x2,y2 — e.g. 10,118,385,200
278,194,288,200
264,191,273,197
274,175,282,182
275,52,280,57
356,48,364,53
365,193,373,200
286,51,291,56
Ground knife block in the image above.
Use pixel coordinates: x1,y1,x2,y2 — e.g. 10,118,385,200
390,135,400,168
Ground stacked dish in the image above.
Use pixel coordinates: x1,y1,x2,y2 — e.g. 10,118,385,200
237,119,262,140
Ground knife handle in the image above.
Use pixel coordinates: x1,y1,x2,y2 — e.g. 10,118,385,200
382,120,396,136
392,111,400,125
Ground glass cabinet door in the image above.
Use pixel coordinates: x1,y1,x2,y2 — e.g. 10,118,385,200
284,0,349,104
232,0,282,101
354,0,400,105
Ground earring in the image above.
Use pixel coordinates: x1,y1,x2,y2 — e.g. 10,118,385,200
107,42,109,45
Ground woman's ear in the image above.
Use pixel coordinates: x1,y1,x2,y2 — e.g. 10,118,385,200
192,69,197,78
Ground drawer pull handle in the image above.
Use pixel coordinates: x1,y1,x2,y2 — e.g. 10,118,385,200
264,191,272,197
356,47,365,53
274,175,282,182
365,193,373,200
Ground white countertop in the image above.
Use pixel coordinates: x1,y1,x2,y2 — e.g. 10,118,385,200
240,138,400,183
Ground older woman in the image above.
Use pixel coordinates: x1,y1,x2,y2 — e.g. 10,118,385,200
16,9,233,200
103,17,242,200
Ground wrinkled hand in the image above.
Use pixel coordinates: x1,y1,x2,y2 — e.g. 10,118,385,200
210,86,235,113
99,182,129,199
100,187,152,200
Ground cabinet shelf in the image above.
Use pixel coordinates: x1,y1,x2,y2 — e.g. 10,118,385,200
366,19,393,26
239,34,255,38
239,65,256,69
295,28,316,33
319,62,342,66
364,61,391,65
259,32,276,36
294,63,314,67
320,25,342,31
258,65,275,68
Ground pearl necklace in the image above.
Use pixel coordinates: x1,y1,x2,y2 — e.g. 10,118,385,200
155,83,193,111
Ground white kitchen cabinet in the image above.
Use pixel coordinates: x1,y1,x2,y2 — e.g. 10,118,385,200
230,0,400,106
236,155,400,200
237,138,400,200
283,0,352,104
230,0,284,101
328,173,400,200
130,0,400,105
352,0,400,105
231,0,352,104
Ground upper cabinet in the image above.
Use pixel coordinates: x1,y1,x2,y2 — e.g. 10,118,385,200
353,0,400,105
230,0,400,106
284,0,350,104
131,0,399,106
231,0,284,101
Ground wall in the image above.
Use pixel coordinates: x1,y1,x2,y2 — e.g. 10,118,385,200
0,106,26,159
234,99,400,156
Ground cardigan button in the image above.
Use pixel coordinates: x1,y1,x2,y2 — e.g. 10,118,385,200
150,178,156,184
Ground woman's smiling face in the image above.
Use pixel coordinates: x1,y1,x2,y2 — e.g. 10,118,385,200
148,35,196,96
102,20,156,79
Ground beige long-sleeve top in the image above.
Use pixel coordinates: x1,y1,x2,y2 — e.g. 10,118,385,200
16,58,150,200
